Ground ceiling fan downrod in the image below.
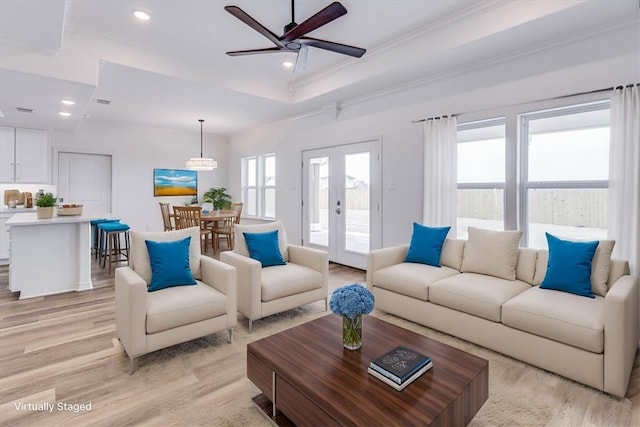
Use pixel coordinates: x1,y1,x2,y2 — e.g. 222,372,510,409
283,0,297,33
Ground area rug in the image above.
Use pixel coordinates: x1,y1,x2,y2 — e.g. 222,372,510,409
133,301,631,426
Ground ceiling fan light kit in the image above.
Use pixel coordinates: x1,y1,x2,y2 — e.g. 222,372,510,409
225,0,366,73
186,119,217,171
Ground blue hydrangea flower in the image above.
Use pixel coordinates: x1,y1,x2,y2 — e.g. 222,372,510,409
329,283,375,319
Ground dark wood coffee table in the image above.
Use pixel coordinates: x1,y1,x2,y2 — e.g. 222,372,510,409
247,314,488,426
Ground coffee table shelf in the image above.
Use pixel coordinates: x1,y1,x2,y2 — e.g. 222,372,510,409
247,314,488,426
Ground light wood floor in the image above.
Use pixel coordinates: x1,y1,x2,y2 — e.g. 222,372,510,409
1,253,640,426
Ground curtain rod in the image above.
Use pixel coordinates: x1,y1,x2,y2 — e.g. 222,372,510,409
411,83,638,124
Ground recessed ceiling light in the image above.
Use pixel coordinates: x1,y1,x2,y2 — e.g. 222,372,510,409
58,112,71,117
282,61,294,68
133,10,151,21
61,99,76,105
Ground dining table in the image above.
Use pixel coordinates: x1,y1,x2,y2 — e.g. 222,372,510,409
200,209,236,224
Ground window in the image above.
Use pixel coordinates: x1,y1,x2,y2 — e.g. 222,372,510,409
241,154,276,219
457,100,610,247
522,103,609,247
456,119,506,239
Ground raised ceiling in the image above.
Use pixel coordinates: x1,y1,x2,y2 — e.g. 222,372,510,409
0,0,638,134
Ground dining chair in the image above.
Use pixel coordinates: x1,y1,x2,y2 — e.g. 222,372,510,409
159,202,174,231
213,202,243,253
173,206,212,253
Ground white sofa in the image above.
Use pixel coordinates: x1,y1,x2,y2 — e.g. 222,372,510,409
367,233,639,397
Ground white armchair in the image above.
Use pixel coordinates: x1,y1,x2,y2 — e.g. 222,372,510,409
220,221,328,332
115,227,237,373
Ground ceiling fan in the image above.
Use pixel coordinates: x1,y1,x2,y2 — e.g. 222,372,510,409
224,0,366,73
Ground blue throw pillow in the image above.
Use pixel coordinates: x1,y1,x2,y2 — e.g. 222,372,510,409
404,223,451,267
540,233,598,298
145,237,197,292
243,230,286,268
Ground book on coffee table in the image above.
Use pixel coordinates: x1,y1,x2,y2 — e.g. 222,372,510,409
368,361,432,391
369,346,432,385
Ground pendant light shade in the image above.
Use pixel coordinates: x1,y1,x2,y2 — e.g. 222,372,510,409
186,119,217,171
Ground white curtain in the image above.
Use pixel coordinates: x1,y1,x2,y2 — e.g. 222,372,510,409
608,84,640,275
422,116,458,234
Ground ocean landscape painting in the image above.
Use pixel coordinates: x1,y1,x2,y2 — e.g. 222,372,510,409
154,168,197,196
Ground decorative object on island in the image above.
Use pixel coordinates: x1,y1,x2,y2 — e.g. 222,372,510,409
203,187,232,211
329,283,375,350
368,346,432,391
186,119,217,171
153,168,197,197
35,192,57,219
57,204,84,216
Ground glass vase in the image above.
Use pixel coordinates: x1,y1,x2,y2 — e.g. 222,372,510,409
342,314,363,350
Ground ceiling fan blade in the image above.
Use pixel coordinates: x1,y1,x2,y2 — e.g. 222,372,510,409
225,6,285,48
282,2,347,42
226,47,283,56
299,37,366,58
294,46,309,74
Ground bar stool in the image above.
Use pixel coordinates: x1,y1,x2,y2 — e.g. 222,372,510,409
97,222,130,274
91,219,120,259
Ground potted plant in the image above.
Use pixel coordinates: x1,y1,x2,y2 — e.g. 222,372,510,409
203,187,232,211
35,192,57,219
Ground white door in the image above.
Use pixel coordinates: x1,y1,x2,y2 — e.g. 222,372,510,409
302,139,381,269
57,152,112,213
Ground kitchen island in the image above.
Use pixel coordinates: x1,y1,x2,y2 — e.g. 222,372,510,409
6,211,114,299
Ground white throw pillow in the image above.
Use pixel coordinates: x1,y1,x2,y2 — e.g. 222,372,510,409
461,227,523,280
591,240,615,296
130,227,202,283
234,220,289,261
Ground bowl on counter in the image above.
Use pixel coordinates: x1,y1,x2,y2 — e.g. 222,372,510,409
57,204,83,216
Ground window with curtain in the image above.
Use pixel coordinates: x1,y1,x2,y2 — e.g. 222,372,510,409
456,101,610,247
241,153,276,219
456,119,506,239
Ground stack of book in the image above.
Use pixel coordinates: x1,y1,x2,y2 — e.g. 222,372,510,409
368,346,432,391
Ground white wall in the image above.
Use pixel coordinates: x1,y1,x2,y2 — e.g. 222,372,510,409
226,24,639,248
51,120,228,231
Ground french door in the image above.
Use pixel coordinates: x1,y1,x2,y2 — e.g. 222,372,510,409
302,139,381,269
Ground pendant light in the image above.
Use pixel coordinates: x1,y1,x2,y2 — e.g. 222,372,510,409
186,119,217,170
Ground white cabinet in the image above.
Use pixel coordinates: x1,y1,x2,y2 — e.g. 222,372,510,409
0,214,9,265
0,126,49,183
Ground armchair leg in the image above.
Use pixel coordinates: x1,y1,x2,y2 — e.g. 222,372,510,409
248,319,253,333
325,298,328,311
128,357,138,374
228,328,234,343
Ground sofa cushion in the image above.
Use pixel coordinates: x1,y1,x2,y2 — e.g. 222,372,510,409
540,233,599,298
502,287,604,353
235,221,289,261
591,240,615,296
145,236,197,292
130,227,201,283
441,239,465,271
146,281,227,334
429,273,530,322
535,241,616,295
243,230,286,267
373,263,460,301
404,223,451,267
261,263,322,302
515,248,538,286
461,227,522,280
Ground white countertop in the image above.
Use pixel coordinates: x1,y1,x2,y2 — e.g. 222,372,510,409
0,207,36,214
5,212,115,226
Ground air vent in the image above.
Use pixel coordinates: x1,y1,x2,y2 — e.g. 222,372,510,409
96,99,111,105
15,107,34,113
